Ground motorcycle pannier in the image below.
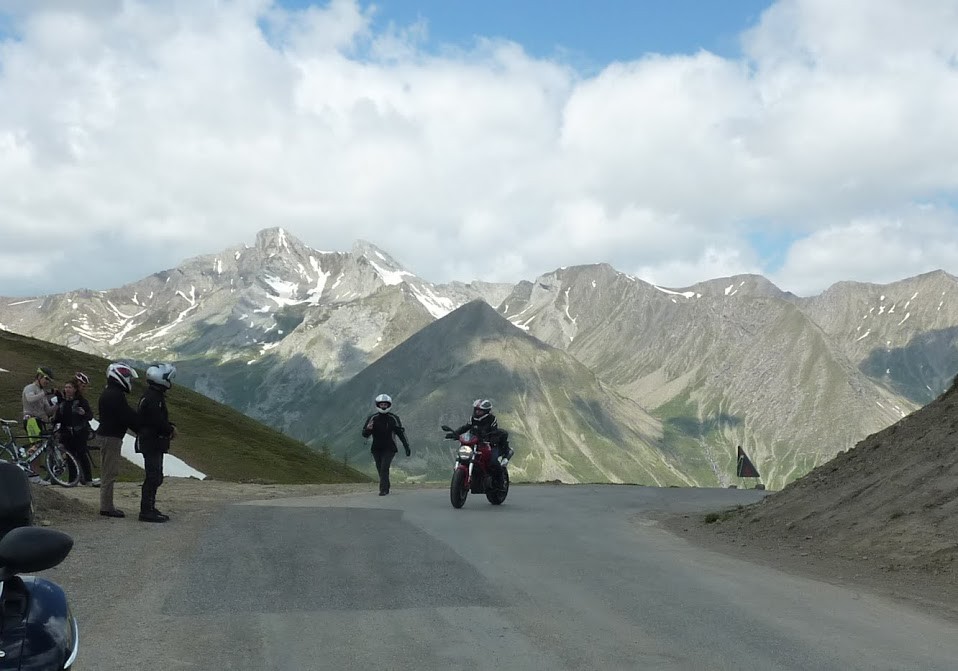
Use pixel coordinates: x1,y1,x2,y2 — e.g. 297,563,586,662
0,462,33,541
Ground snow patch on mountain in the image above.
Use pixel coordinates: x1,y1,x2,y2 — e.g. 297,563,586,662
410,284,456,319
139,286,201,340
307,256,332,304
264,276,302,307
277,227,291,253
655,285,696,299
369,259,413,286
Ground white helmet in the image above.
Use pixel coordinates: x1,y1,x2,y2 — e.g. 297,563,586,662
106,362,138,393
146,363,177,389
374,393,392,413
472,398,492,418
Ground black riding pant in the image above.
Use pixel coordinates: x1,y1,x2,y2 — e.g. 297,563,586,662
62,438,94,484
372,449,395,494
140,450,165,514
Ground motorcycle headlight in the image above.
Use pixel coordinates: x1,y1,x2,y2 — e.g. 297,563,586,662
457,446,473,460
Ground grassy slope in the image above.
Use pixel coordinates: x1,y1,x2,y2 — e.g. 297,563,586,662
0,329,370,484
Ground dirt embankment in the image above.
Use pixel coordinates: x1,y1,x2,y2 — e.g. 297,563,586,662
667,380,958,618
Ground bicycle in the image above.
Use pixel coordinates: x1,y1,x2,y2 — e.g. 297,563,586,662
0,419,81,487
0,419,19,463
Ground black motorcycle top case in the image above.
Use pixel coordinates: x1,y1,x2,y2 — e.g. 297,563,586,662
0,464,33,541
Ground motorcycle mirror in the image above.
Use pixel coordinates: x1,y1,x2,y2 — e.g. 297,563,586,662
440,425,453,432
0,527,74,581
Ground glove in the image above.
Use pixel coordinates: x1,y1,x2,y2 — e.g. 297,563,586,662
404,446,411,457
445,432,457,439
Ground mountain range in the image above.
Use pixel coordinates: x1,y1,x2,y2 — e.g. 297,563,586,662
2,226,956,488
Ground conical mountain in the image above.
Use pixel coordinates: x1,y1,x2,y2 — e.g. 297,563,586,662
308,300,700,485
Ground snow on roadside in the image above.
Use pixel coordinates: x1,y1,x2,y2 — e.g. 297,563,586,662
89,420,206,479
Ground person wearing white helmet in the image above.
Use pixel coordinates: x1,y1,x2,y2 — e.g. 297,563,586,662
136,363,178,523
97,363,140,518
361,393,411,496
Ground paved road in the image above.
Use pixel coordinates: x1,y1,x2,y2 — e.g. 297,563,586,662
54,485,958,670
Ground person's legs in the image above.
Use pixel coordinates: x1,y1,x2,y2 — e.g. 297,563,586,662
139,451,165,521
153,453,166,517
62,438,82,484
76,441,94,484
22,418,46,479
99,436,123,515
374,450,394,494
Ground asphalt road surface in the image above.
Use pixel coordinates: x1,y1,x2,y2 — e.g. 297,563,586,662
54,485,958,670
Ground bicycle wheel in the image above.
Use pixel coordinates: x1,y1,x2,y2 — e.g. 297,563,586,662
45,444,80,487
0,441,17,463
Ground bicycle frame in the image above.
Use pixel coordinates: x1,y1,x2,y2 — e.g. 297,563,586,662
0,420,80,487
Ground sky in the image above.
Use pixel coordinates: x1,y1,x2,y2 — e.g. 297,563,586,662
1,0,957,297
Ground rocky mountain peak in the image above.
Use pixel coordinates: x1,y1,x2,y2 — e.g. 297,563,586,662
254,227,308,257
677,274,789,300
351,239,415,286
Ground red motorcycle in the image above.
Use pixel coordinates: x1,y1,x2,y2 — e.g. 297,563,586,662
442,425,510,509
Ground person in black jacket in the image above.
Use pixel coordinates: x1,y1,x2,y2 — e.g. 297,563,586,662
137,363,178,523
97,363,140,518
361,394,410,496
54,379,95,485
454,399,513,487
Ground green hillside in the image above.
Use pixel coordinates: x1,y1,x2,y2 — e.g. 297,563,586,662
0,329,370,484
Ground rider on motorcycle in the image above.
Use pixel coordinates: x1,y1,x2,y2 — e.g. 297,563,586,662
453,399,514,486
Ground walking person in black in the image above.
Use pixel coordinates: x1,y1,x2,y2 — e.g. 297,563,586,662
97,363,140,518
361,394,410,496
53,376,95,486
137,363,178,523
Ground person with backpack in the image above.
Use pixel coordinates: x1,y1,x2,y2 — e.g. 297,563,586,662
97,363,140,518
53,376,95,486
361,394,411,496
136,363,178,523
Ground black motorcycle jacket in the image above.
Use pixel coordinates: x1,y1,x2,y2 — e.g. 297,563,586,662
137,384,175,454
455,413,505,443
54,396,93,440
361,412,409,453
97,380,140,438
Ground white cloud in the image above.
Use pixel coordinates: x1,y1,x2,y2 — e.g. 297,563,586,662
1,0,957,297
773,207,958,295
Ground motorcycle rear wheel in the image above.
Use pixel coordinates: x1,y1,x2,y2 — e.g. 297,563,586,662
450,468,468,509
486,469,509,505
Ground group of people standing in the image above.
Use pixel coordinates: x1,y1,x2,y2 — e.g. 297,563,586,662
362,395,513,495
20,361,179,523
22,366,98,485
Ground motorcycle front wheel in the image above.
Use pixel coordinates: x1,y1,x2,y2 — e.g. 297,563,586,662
486,469,509,505
450,468,468,509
